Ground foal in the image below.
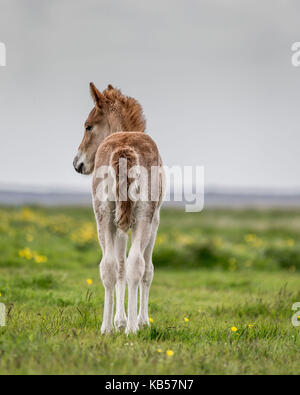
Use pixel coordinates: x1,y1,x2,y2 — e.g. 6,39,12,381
73,83,163,334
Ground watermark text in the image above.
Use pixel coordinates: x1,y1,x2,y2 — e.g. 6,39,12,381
292,302,300,327
0,303,5,327
0,42,6,67
94,163,204,212
291,42,300,67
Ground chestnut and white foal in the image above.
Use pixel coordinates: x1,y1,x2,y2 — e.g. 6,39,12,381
73,83,163,334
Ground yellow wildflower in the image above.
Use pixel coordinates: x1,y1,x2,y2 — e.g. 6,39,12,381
157,348,162,353
287,239,295,247
149,317,154,323
26,234,34,242
253,239,263,248
166,350,174,357
33,252,47,264
231,326,238,332
87,279,93,286
245,234,256,243
184,317,189,323
19,248,47,263
20,208,35,221
72,223,96,244
155,235,167,246
176,234,195,246
213,237,223,248
18,247,32,260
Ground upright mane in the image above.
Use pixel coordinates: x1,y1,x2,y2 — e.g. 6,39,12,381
102,85,146,133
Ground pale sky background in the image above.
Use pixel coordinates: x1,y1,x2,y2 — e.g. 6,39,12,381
0,0,300,192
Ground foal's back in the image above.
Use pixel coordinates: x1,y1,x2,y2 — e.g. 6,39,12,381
95,132,161,170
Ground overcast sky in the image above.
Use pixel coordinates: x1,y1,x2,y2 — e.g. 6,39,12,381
0,0,300,192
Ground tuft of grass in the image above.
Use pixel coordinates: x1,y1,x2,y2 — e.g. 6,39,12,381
13,274,58,290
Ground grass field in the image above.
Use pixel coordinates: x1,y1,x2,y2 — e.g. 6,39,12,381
0,206,300,374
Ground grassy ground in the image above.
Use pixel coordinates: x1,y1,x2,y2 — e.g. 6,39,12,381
0,206,300,374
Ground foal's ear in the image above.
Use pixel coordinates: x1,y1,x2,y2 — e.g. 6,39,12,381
107,84,114,90
90,82,103,106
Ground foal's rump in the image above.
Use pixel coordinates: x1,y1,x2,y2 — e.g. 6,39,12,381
110,144,138,232
92,132,163,233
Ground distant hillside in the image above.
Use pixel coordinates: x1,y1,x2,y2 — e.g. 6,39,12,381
0,189,91,206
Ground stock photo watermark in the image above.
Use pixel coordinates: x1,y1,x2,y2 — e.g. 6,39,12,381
0,42,6,67
94,162,205,213
0,303,5,327
291,42,300,67
291,303,300,327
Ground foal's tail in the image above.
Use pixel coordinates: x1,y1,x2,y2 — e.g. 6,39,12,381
110,146,139,232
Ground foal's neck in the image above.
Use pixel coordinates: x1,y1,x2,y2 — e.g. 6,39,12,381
108,112,144,135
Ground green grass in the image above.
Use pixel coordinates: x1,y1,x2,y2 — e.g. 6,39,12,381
0,206,300,374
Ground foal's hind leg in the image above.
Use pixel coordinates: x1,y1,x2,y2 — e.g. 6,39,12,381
114,230,128,331
97,209,117,334
126,218,152,335
138,212,159,328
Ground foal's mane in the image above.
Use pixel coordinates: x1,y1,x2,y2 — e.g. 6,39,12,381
103,85,146,133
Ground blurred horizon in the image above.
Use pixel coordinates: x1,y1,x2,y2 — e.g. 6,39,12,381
2,180,300,195
1,181,300,208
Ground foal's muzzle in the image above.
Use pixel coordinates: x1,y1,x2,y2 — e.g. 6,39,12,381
73,155,86,174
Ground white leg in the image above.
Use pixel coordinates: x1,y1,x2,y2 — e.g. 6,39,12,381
114,230,128,331
126,218,152,335
138,213,159,327
100,250,116,334
101,281,115,334
98,212,117,335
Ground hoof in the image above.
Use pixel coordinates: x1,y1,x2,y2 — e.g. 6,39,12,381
101,325,113,335
125,324,139,336
137,316,150,328
114,317,127,331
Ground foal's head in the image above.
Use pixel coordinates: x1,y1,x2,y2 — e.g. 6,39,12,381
73,83,146,175
73,83,113,175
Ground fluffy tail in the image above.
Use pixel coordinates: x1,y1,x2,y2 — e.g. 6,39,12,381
110,146,139,232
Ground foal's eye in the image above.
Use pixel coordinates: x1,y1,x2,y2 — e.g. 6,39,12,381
86,125,93,131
